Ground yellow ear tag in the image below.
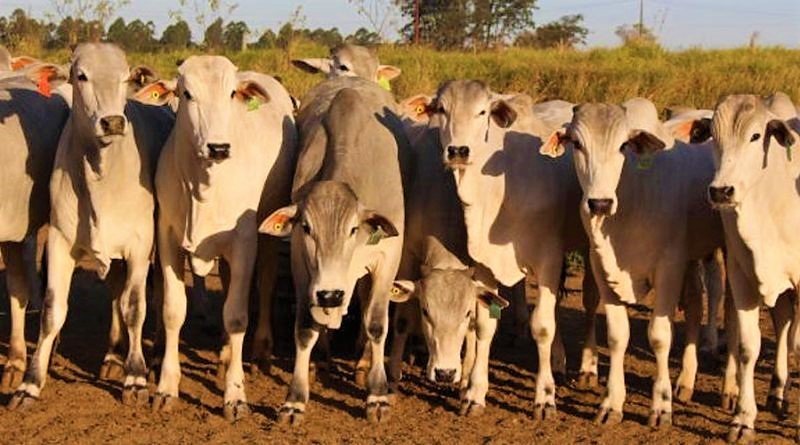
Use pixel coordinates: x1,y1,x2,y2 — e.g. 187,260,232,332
637,153,654,170
377,76,391,92
415,105,424,115
247,96,261,112
273,222,283,232
367,226,387,245
150,91,160,99
391,287,401,295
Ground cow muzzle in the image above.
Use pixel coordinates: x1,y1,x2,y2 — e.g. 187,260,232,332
98,115,126,137
587,198,614,216
207,143,231,161
433,368,457,384
315,290,345,308
708,185,735,207
445,145,470,168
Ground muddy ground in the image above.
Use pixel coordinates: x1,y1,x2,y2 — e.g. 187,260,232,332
0,263,797,445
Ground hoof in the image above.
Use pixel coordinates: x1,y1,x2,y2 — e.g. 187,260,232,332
721,392,738,412
366,400,391,423
7,390,38,410
99,359,125,381
354,368,368,388
223,400,250,422
647,410,672,429
151,393,179,413
532,403,557,422
575,372,599,390
459,400,485,417
727,425,755,444
216,363,227,391
594,408,623,426
675,385,694,403
765,395,788,420
0,367,24,393
121,384,149,406
277,405,305,426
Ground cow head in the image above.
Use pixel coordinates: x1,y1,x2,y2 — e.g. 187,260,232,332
173,56,270,163
540,102,666,218
291,44,401,84
68,43,140,145
260,181,398,328
708,94,797,208
391,267,499,384
429,80,516,175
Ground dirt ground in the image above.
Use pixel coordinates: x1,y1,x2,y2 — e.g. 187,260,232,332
1,265,797,445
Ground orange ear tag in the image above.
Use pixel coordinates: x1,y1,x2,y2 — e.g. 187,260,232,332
37,70,52,98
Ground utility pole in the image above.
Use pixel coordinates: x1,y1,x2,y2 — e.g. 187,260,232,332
638,0,644,38
414,0,420,45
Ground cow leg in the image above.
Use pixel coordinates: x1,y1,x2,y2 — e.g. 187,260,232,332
460,297,497,417
362,272,394,424
215,259,231,389
8,229,75,409
578,266,600,389
766,291,792,419
595,278,627,425
721,288,739,412
726,260,760,443
119,255,150,406
701,251,724,359
354,276,372,387
530,259,561,421
250,236,279,376
278,307,319,426
99,261,126,381
461,311,478,399
675,261,702,403
152,229,186,413
789,288,800,441
1,242,32,393
388,301,415,391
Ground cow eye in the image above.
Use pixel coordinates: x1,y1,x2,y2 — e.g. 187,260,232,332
478,110,487,116
436,105,445,114
230,90,236,99
350,227,359,237
76,72,88,82
339,64,349,72
183,90,193,101
465,310,471,319
572,140,583,151
422,307,431,320
750,133,761,142
620,142,629,152
301,221,311,234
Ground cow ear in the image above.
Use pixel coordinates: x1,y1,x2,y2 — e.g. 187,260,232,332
259,205,298,237
401,94,434,123
131,79,176,106
390,280,416,303
672,117,711,143
625,129,666,155
475,287,509,309
376,64,401,81
291,58,332,75
23,63,69,97
490,100,517,128
128,65,159,93
540,128,569,158
766,119,797,150
235,79,270,104
362,211,399,241
11,56,38,71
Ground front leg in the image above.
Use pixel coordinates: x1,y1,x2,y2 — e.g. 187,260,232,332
460,300,497,416
675,261,703,403
119,254,151,406
99,261,127,382
765,291,792,419
577,266,600,389
595,293,628,426
530,259,562,421
278,309,320,426
363,281,392,423
1,242,33,393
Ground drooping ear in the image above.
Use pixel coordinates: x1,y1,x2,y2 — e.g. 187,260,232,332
671,117,712,144
235,79,271,104
291,58,333,75
390,280,416,303
540,128,569,158
259,205,298,237
490,99,517,128
11,56,38,71
376,64,401,81
131,79,176,106
625,129,667,155
362,211,399,241
128,65,159,93
23,63,69,97
766,119,797,150
400,94,434,123
475,287,509,309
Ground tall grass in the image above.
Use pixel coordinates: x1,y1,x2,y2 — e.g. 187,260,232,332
31,43,800,109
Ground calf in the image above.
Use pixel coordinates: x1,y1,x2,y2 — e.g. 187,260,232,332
292,44,401,86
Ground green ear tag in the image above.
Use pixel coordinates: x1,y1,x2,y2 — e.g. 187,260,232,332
489,303,502,319
247,97,261,112
377,76,391,92
367,226,387,245
787,146,793,162
637,153,654,170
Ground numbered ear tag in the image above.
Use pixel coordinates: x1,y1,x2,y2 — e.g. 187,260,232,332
489,303,502,319
377,76,391,92
637,153,654,170
367,226,387,245
247,96,261,112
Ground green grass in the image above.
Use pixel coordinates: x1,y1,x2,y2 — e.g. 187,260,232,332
30,43,800,109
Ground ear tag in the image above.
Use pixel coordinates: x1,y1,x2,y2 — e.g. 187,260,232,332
377,76,391,92
787,146,793,162
37,70,52,98
151,90,160,99
415,105,425,115
247,96,261,112
391,287,401,296
637,153,654,170
489,303,502,319
367,226,387,245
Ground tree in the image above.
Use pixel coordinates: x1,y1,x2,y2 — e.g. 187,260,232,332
161,19,192,50
304,27,343,48
204,17,224,50
105,16,126,44
615,23,657,46
252,29,276,49
223,20,249,51
470,0,538,48
1,9,50,50
170,0,238,40
515,14,587,49
346,27,381,46
347,0,398,42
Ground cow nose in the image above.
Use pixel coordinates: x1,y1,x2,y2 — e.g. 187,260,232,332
587,198,614,216
207,143,231,160
99,115,125,136
446,145,470,161
708,186,735,204
434,368,456,383
316,290,344,308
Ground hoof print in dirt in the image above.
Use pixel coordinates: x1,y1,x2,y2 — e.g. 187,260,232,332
574,372,598,390
726,425,756,444
720,393,738,412
151,393,179,413
459,400,485,417
647,410,672,429
99,360,125,381
594,408,623,426
277,406,305,426
223,400,250,422
674,386,694,403
121,385,149,406
366,401,391,423
532,403,557,422
7,390,38,410
765,395,788,420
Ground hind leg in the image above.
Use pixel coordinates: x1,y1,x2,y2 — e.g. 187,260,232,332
99,261,127,381
250,236,279,375
1,242,33,393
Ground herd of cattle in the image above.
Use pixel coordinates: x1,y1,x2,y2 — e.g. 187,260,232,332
1,42,800,442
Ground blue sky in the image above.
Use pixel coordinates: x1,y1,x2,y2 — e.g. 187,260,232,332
2,0,798,48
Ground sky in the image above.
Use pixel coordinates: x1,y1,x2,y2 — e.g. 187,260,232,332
1,0,798,49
